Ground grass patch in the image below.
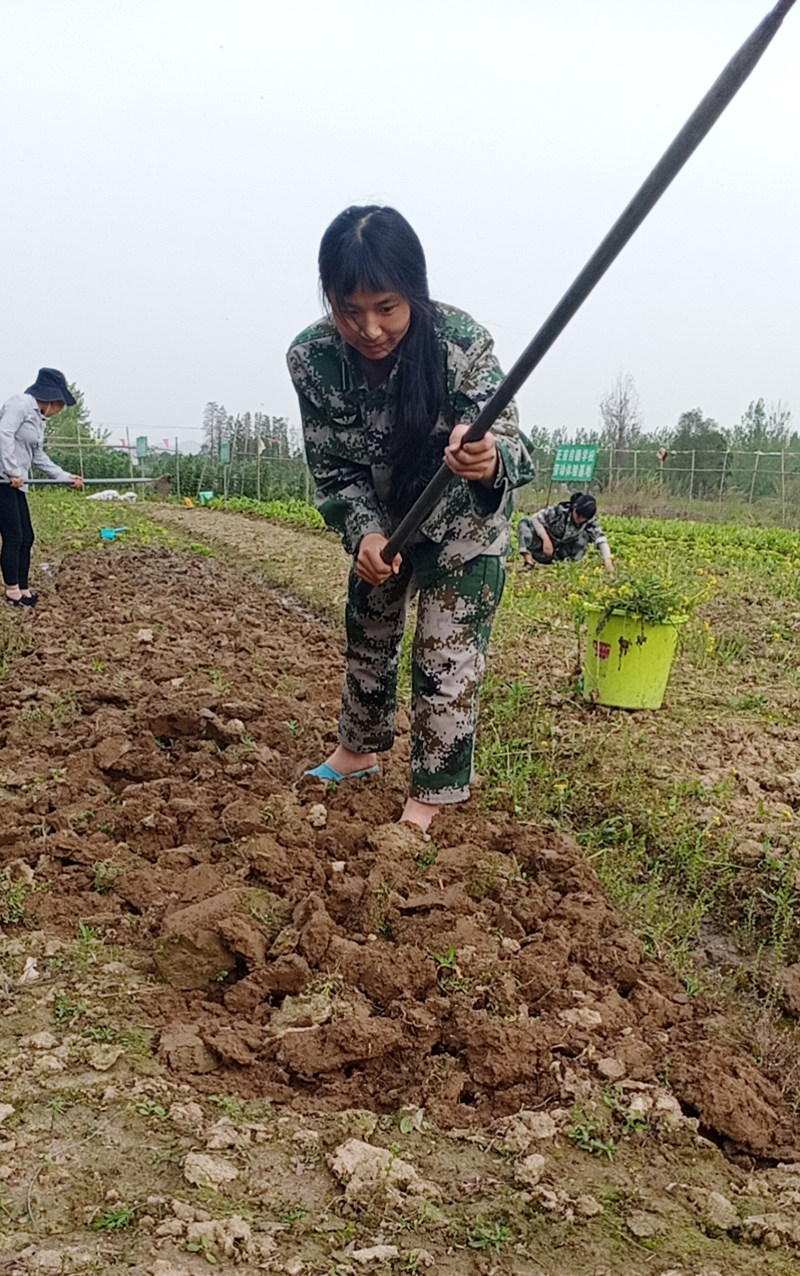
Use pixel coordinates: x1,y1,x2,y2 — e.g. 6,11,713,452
478,514,800,982
207,494,325,529
28,487,179,556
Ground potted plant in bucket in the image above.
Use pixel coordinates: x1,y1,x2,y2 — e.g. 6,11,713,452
572,565,711,709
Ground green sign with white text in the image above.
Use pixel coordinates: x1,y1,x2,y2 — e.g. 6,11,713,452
220,442,231,465
551,444,599,483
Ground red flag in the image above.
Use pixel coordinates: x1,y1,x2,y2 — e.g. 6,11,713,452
163,438,170,450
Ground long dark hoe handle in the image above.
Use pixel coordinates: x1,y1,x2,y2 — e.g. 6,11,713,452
382,0,796,563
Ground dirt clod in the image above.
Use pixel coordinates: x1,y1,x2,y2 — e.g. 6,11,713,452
182,1151,238,1189
328,1138,442,1207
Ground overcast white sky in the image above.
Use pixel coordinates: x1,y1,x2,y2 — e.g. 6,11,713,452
1,0,797,450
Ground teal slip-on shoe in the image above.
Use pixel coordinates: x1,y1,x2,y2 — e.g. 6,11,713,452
304,762,380,784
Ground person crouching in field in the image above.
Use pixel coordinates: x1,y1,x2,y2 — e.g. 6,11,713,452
517,492,613,572
0,368,84,608
287,205,535,832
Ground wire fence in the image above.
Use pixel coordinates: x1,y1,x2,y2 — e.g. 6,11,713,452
39,436,800,528
42,437,312,504
525,445,800,526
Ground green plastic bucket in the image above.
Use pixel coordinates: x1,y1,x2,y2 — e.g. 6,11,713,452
582,606,684,709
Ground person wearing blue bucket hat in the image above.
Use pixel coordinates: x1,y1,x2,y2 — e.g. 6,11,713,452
0,369,84,608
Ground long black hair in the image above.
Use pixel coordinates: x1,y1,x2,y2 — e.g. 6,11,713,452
318,205,445,516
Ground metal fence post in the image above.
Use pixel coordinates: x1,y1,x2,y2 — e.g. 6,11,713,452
689,450,696,503
718,448,730,513
125,428,137,497
175,437,181,499
781,450,786,525
632,450,638,493
749,451,761,503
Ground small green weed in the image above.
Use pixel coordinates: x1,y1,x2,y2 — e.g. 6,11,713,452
76,920,102,942
432,946,471,993
48,1096,68,1125
568,1110,616,1160
208,1094,243,1119
52,691,79,724
19,706,45,731
53,991,87,1025
92,860,122,894
186,1232,218,1263
281,1205,307,1224
414,843,439,871
467,1217,511,1251
137,1099,168,1119
603,1086,648,1134
82,1025,138,1047
91,1206,136,1231
0,868,28,924
736,691,767,711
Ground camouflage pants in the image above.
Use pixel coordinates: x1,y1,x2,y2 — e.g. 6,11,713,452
340,543,505,803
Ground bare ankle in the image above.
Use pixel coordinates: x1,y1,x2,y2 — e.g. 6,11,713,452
327,744,378,775
400,797,439,833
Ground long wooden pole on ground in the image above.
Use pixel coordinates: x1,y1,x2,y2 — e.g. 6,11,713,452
382,0,797,563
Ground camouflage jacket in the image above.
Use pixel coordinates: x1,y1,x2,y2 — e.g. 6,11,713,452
526,501,610,562
286,304,535,566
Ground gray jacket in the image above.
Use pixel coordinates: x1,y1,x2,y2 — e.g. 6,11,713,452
0,394,72,492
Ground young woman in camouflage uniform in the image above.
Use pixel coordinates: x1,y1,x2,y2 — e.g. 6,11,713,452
287,206,534,830
517,492,614,571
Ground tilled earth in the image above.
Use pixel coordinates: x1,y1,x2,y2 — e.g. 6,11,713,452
2,544,800,1274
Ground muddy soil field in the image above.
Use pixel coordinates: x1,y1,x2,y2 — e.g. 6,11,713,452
2,544,800,1274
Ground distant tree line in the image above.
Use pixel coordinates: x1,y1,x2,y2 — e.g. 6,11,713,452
525,372,796,501
41,381,797,507
201,402,301,462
